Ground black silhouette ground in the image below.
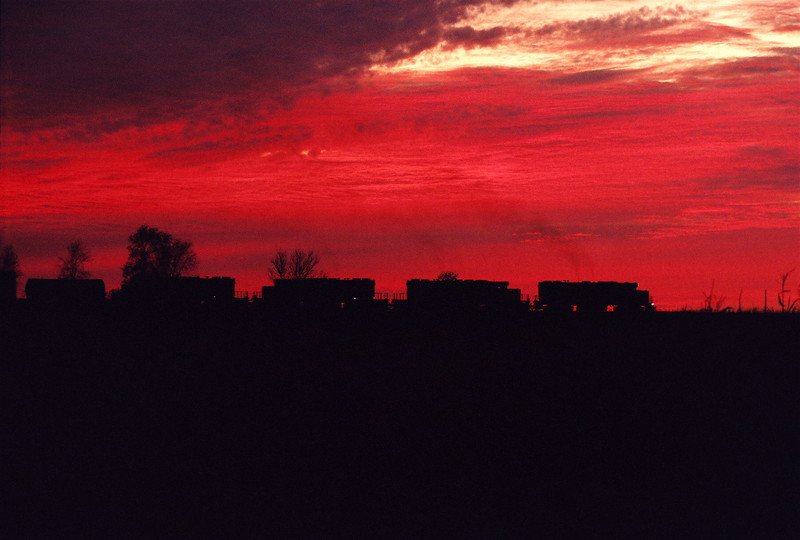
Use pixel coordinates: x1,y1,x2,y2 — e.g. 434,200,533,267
5,304,798,539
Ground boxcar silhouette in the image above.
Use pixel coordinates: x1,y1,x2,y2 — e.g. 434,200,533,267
261,278,376,310
25,278,106,305
117,276,235,304
403,279,524,311
535,281,653,312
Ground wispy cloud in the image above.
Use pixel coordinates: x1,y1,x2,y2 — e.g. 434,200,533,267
533,5,702,41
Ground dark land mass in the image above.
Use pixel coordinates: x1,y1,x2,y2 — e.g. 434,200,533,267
4,304,799,539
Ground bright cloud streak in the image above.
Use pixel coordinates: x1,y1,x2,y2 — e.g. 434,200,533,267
381,0,799,73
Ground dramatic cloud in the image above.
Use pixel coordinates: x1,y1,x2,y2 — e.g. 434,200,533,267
1,0,519,133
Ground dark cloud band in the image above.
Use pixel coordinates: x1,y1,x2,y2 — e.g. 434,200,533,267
1,0,519,131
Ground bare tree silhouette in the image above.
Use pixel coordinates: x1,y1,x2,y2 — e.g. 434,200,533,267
269,250,289,280
122,225,198,286
58,240,92,279
436,271,459,281
290,250,322,279
269,250,323,280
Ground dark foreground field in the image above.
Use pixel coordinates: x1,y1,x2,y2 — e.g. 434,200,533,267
4,304,799,539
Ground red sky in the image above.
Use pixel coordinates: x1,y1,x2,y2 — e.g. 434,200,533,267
2,0,798,309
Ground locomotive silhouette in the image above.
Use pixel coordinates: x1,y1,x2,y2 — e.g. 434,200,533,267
533,281,654,312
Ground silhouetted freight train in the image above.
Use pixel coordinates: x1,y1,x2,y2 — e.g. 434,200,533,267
534,281,654,312
12,275,657,313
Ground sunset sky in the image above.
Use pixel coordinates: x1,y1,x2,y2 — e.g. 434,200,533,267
2,0,798,309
